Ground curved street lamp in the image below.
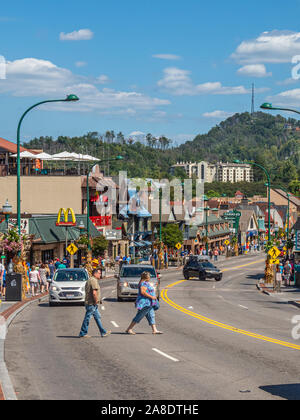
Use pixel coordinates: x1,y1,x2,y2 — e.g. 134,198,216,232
260,102,300,115
234,159,271,241
16,94,79,235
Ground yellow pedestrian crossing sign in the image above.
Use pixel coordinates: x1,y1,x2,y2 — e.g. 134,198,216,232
268,246,280,259
175,243,182,250
67,243,78,255
224,240,230,246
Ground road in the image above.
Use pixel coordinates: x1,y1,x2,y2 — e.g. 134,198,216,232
5,253,300,400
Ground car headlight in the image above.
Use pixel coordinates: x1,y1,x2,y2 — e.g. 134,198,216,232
80,285,85,292
122,282,128,287
51,285,60,291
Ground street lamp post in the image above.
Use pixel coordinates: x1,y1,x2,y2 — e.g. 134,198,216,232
16,94,79,235
2,199,12,232
86,156,123,251
234,159,271,241
203,194,209,255
265,183,290,241
159,187,162,242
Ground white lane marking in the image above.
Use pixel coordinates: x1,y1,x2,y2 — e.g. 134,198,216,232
111,321,119,328
238,305,248,310
188,306,193,309
152,348,179,362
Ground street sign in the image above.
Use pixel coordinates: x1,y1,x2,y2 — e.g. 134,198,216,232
224,240,230,246
268,246,281,259
67,243,78,255
270,258,280,265
223,210,241,220
175,243,182,250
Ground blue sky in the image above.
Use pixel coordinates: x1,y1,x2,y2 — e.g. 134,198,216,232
1,0,300,145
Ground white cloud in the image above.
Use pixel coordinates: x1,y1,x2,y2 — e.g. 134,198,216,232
0,57,170,115
157,67,248,96
129,131,145,136
266,88,300,108
152,54,181,60
202,110,235,119
60,29,94,41
237,64,272,78
96,75,110,84
232,30,300,64
75,61,87,67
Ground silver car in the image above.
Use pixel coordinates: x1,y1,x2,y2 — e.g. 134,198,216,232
49,268,89,306
116,264,160,302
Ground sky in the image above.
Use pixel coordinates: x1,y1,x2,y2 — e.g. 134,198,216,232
1,0,300,145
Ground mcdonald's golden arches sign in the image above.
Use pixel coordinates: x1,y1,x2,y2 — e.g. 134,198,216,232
56,208,77,226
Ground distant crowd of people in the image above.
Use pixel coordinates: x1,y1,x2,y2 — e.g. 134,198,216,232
0,257,72,299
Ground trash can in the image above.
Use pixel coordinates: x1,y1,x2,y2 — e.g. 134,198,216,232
5,273,23,301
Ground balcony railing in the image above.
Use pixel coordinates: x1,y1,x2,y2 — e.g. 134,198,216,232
90,216,111,227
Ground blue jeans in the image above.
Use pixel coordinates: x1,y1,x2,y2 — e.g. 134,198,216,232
79,304,107,337
133,306,156,326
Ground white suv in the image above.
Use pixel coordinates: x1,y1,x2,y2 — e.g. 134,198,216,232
49,268,89,306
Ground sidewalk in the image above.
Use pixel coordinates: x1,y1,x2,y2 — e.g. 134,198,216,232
257,281,300,309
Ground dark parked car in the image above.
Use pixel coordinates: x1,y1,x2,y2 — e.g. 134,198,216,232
183,260,222,281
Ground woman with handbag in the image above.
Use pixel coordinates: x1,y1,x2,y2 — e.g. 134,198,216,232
125,271,163,335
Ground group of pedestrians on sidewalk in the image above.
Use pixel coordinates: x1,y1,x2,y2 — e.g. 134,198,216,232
274,259,294,292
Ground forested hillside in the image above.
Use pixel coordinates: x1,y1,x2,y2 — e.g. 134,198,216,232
23,112,300,194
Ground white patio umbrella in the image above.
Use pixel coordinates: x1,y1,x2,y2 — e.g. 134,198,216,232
51,151,77,160
82,154,99,161
11,151,37,158
33,152,53,160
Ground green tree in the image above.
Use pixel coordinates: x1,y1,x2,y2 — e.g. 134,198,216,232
92,235,108,257
289,179,300,196
162,224,183,249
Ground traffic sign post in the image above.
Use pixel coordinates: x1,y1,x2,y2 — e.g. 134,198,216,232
222,210,241,254
67,243,78,255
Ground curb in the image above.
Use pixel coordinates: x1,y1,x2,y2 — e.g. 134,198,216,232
0,292,48,400
256,281,300,309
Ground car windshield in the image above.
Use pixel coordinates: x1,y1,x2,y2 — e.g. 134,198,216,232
120,267,156,278
200,262,216,269
54,270,88,282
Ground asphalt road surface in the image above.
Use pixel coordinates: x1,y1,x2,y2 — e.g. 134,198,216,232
5,254,300,400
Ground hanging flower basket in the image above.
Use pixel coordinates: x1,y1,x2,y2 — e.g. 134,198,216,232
0,228,30,256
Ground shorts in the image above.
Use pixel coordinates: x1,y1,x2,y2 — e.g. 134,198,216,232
132,306,155,326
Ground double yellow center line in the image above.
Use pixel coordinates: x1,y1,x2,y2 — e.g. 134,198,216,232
161,260,300,351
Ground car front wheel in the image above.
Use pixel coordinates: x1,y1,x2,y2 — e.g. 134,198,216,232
215,276,222,282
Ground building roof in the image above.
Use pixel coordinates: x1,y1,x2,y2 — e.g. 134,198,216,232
29,215,101,244
0,215,101,244
81,175,118,189
273,189,300,208
238,210,258,233
0,137,35,154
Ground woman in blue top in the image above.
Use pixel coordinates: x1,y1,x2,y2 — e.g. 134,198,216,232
125,271,163,335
